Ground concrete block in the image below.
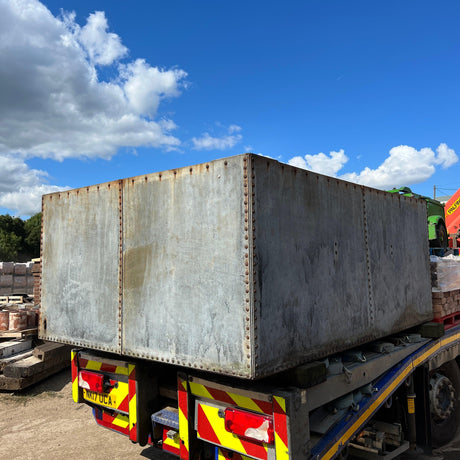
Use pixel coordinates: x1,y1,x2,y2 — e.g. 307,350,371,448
0,275,13,287
13,276,27,288
14,264,27,275
0,262,14,275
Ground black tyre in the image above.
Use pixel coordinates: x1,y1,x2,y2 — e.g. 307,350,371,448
430,360,460,448
433,223,448,250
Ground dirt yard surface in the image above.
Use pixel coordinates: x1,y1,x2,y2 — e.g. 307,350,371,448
1,369,460,460
0,368,158,460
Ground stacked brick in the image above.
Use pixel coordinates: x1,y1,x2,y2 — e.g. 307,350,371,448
32,259,41,306
0,262,35,296
432,290,460,319
431,256,460,319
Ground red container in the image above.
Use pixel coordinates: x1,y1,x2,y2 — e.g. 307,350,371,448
9,311,27,331
0,310,9,331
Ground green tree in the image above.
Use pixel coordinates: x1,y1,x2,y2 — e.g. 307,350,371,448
24,213,42,258
0,229,22,261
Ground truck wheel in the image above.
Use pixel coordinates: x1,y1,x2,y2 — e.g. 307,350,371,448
430,361,460,447
435,223,448,250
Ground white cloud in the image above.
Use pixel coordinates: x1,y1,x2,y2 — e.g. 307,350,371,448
192,125,242,151
120,59,187,117
0,0,188,161
228,125,242,134
288,150,348,177
435,143,457,168
78,11,128,65
0,154,69,216
287,143,458,190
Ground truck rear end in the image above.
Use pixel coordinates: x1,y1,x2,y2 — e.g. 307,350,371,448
70,348,308,458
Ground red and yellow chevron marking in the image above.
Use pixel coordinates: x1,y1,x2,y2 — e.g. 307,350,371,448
217,447,252,459
128,364,137,442
178,377,190,460
75,354,139,442
189,380,273,415
273,396,289,460
197,402,269,460
71,350,81,403
163,428,181,455
78,356,129,376
94,408,130,436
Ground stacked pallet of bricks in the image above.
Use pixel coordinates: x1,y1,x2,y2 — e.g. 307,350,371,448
0,262,35,296
431,290,460,319
431,256,460,319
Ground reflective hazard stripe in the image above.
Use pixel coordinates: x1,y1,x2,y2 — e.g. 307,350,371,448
71,350,80,403
128,364,137,442
189,380,272,415
197,402,269,460
78,357,129,376
273,396,289,460
75,354,136,441
94,408,130,436
163,429,181,455
178,377,190,459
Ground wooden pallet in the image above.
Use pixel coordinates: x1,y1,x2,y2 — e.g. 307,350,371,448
0,295,26,304
0,328,38,339
432,311,460,330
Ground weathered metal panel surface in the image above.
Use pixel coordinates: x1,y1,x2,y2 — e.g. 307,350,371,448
121,156,250,376
251,158,371,376
251,156,432,377
39,154,433,379
40,185,121,352
364,189,432,332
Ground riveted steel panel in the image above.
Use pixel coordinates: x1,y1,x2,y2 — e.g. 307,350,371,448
251,156,432,377
121,156,250,376
364,188,432,332
40,184,121,352
251,159,371,376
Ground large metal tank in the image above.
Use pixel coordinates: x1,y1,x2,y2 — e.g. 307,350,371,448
40,154,433,379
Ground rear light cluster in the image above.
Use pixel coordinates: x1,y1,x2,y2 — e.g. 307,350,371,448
224,407,274,444
79,370,104,392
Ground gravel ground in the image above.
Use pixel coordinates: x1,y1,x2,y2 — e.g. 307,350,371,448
1,369,460,460
0,368,157,460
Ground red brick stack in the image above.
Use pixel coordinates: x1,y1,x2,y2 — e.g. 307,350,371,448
432,290,460,319
431,256,460,319
32,258,41,306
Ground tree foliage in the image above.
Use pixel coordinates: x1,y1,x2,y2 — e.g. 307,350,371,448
0,213,41,261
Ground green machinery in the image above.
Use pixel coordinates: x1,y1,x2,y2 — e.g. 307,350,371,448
388,186,448,249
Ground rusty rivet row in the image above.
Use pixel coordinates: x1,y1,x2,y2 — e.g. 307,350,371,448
243,156,252,366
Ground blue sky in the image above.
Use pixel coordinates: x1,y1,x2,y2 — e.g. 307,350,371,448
1,0,460,216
